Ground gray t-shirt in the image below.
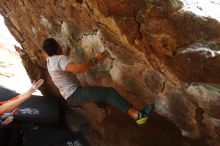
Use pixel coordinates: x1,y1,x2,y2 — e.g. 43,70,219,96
47,55,80,99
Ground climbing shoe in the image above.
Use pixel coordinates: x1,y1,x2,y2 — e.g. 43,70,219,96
136,111,148,125
136,104,154,126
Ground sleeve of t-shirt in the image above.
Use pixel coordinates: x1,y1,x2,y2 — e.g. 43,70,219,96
0,96,19,106
58,55,72,71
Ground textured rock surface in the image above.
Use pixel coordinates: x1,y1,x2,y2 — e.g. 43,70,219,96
0,0,220,145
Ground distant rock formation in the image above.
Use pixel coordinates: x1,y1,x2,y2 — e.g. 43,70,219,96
0,0,220,145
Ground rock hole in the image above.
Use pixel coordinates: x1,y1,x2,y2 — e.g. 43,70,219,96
195,107,204,122
76,0,83,4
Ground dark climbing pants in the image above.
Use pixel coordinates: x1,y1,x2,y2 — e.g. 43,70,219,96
66,86,132,113
0,123,23,146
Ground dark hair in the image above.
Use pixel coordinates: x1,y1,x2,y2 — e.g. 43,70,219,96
42,38,60,56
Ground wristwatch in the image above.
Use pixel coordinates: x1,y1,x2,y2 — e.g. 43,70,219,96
92,57,99,64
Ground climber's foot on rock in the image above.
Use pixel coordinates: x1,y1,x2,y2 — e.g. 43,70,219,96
136,104,154,126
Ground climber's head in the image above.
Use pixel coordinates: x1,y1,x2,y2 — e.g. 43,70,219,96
42,38,62,56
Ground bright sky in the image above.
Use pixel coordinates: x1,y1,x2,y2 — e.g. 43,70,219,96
180,0,220,21
0,16,20,47
0,15,41,95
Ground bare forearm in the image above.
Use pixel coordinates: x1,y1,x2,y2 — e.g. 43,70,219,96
19,89,32,99
76,59,95,73
0,79,44,115
0,90,32,114
66,59,95,74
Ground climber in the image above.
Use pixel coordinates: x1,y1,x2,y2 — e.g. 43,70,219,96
0,79,44,127
42,38,154,125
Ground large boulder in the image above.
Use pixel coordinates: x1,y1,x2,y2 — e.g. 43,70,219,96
0,0,220,145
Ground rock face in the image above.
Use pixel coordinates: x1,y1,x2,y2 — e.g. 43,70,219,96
0,0,220,145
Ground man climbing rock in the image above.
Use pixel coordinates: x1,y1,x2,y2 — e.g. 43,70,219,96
42,38,153,125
